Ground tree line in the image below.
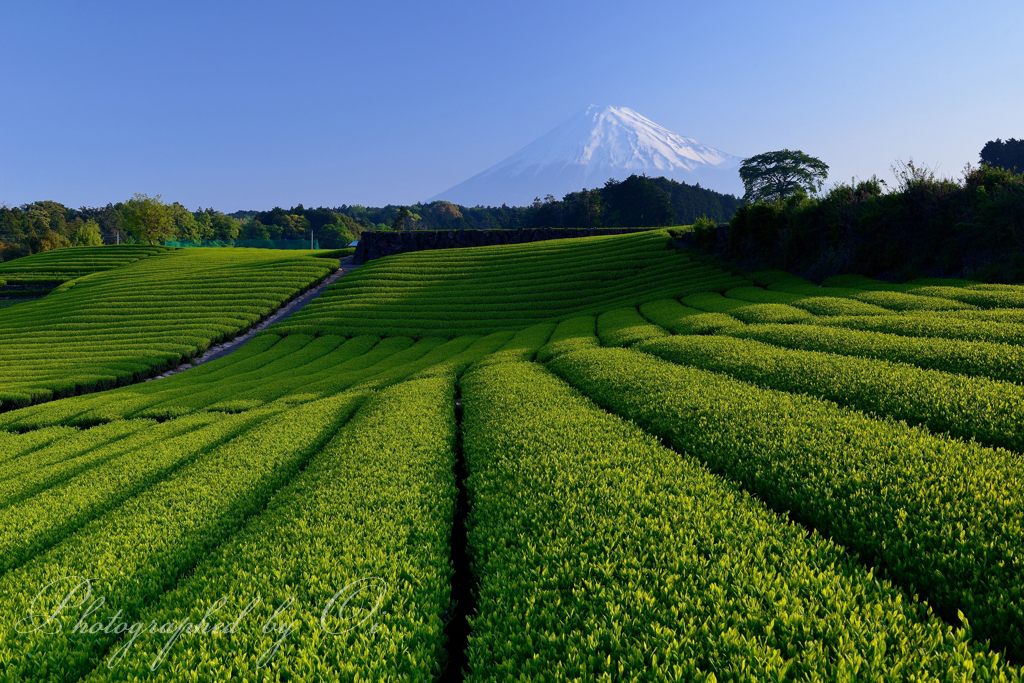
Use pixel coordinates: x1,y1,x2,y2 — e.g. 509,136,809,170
280,175,740,233
0,196,263,261
524,175,741,229
0,175,741,260
712,139,1024,282
0,195,366,261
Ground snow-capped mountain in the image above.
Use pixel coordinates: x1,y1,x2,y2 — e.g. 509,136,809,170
430,105,743,207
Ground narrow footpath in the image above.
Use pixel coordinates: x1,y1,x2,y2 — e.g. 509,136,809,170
146,255,359,381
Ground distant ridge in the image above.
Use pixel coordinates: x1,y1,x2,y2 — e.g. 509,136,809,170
431,105,743,206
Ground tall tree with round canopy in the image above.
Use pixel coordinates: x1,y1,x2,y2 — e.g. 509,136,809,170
739,150,829,203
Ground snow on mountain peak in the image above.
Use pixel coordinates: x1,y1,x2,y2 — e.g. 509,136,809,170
431,105,743,206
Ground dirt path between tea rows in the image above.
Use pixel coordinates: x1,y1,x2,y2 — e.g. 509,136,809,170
146,256,358,381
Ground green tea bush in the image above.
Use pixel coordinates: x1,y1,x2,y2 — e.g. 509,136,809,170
728,323,1024,383
853,290,977,312
0,393,363,683
639,299,743,335
86,378,454,682
278,231,750,338
535,316,597,362
0,248,334,409
912,283,1024,308
549,346,1024,659
681,291,746,313
729,302,814,324
0,419,153,505
471,322,557,367
462,360,1020,680
596,307,670,346
640,334,1024,452
815,313,1024,346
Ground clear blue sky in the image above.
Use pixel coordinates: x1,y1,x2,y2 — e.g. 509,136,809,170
1,0,1021,210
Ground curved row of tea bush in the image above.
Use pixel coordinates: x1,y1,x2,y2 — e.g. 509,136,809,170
275,231,751,338
596,307,670,347
0,425,78,463
470,322,557,367
535,316,598,362
852,290,976,312
723,285,893,316
0,245,168,281
686,291,815,324
725,322,1024,384
0,335,368,427
814,313,1024,347
639,334,1024,452
0,334,287,430
548,346,1024,660
460,360,1019,681
354,333,512,389
133,334,333,418
0,329,518,427
0,411,259,574
0,248,335,410
205,335,382,411
639,298,743,335
0,393,364,683
0,418,153,506
908,284,1024,308
84,377,456,682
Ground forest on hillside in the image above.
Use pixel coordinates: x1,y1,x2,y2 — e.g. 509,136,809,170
0,176,739,260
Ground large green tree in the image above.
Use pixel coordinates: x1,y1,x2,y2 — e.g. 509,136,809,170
70,219,103,246
122,193,175,244
208,211,241,240
739,149,829,203
981,138,1024,172
169,202,200,241
317,216,356,247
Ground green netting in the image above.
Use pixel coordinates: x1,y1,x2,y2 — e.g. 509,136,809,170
164,239,319,249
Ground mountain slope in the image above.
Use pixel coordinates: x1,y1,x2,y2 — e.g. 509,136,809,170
431,105,743,206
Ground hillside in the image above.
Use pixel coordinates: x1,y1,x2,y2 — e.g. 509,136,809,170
0,245,169,305
0,245,169,282
2,235,1024,679
278,231,749,337
0,247,334,410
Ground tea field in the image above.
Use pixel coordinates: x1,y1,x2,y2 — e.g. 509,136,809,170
0,246,334,411
2,233,1024,681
